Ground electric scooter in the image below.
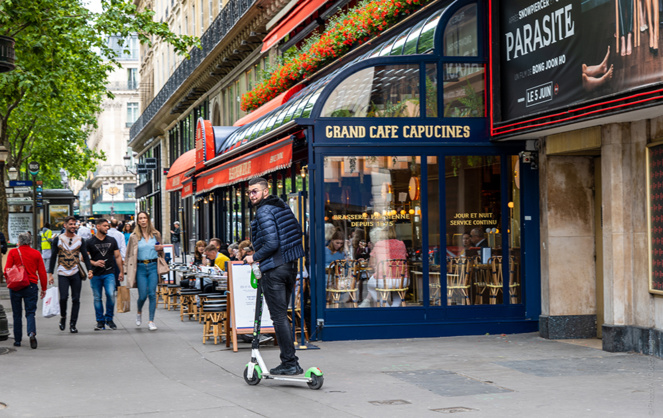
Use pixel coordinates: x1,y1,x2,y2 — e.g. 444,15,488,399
243,273,324,390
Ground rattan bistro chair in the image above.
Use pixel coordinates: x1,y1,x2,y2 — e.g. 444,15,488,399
326,259,359,308
375,259,408,307
486,256,503,305
447,257,472,305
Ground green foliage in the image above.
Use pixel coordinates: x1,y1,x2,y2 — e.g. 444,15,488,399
0,0,198,234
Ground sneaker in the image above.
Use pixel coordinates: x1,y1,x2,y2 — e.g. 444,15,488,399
136,314,142,327
148,322,158,331
258,334,274,344
269,363,304,375
94,321,106,331
106,320,117,330
13,341,20,347
29,333,37,349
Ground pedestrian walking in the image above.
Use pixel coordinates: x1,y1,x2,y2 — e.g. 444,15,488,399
122,222,133,245
77,221,93,240
107,218,127,287
48,216,93,333
5,232,48,348
244,177,305,375
170,221,181,258
125,211,165,331
0,230,7,283
87,219,124,331
40,223,53,268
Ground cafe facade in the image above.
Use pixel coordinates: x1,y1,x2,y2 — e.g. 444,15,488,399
166,0,543,340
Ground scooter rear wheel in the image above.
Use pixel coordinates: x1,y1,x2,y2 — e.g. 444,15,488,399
244,366,261,386
307,374,324,390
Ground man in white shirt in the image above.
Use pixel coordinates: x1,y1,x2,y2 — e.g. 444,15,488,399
77,221,93,240
107,218,127,287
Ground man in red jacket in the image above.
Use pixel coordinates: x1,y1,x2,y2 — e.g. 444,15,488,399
5,232,47,349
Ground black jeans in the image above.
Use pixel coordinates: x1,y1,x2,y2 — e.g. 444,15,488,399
262,262,299,367
58,274,82,323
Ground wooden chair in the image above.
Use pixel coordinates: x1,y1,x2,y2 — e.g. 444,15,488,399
472,256,490,304
447,257,472,305
508,256,520,304
157,283,168,308
326,260,359,308
179,289,200,321
375,259,408,307
486,256,503,305
287,277,309,342
202,295,228,345
166,284,181,310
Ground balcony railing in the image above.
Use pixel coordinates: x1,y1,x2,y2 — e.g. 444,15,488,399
130,0,255,142
108,81,140,91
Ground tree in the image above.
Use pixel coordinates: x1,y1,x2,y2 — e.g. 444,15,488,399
0,0,198,237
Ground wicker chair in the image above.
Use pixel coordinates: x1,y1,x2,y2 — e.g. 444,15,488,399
326,259,359,308
447,257,472,305
375,259,408,307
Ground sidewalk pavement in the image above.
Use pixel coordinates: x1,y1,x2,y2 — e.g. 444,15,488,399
1,283,662,417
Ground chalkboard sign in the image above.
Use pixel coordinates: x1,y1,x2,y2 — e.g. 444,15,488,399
227,261,274,352
648,142,663,295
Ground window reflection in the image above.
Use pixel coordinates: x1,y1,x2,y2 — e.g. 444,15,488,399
445,156,504,306
323,156,423,308
321,65,421,118
443,64,485,117
443,3,478,57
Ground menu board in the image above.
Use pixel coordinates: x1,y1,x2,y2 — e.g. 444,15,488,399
648,142,663,295
227,261,274,351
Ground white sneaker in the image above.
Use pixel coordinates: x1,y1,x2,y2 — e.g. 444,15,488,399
148,322,157,331
136,314,142,327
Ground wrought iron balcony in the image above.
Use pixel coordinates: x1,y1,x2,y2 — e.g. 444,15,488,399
130,0,256,142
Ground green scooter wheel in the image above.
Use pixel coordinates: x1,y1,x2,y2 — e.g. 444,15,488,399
244,365,261,386
307,374,324,390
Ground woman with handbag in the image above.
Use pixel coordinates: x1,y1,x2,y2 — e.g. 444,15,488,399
125,211,165,331
4,232,48,348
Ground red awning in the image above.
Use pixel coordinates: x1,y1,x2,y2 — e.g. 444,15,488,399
261,0,328,53
166,149,196,191
233,84,304,127
181,178,194,198
196,137,293,194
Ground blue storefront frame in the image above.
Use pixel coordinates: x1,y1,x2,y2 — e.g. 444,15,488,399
287,0,542,340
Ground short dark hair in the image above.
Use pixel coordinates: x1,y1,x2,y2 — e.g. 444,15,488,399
204,244,218,253
43,223,51,229
110,219,119,228
64,216,77,224
96,218,109,226
248,177,268,188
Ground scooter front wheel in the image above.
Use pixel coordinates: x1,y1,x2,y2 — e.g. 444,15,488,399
244,366,261,386
307,374,324,390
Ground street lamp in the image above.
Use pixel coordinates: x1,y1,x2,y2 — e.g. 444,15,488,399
8,166,18,181
59,168,69,189
123,151,138,174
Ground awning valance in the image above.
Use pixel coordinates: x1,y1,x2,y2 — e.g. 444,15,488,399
261,0,328,53
166,149,196,191
181,178,194,198
197,137,293,194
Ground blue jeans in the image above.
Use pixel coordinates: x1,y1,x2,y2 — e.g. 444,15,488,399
10,282,39,343
90,273,116,322
136,262,158,321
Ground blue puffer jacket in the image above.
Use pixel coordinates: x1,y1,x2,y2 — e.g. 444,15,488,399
251,195,305,273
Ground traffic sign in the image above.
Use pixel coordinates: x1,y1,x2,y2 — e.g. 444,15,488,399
9,187,31,193
7,197,33,205
28,161,39,176
36,186,42,192
9,180,32,187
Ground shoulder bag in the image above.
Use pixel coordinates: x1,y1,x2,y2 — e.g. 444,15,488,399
6,249,31,291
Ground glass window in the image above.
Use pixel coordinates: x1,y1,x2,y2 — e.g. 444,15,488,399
378,35,399,56
508,156,522,304
323,156,423,309
426,157,441,305
127,102,139,127
425,64,438,117
402,19,427,55
445,156,501,306
417,9,444,53
389,28,411,55
443,63,485,117
444,3,478,56
321,64,421,118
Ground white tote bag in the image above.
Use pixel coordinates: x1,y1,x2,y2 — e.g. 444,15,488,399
42,287,60,318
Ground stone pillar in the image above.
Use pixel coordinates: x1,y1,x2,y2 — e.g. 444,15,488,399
539,147,597,338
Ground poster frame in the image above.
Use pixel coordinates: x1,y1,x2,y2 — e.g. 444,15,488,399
647,140,663,295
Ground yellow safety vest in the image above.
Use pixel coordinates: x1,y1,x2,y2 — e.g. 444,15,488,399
41,229,53,250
